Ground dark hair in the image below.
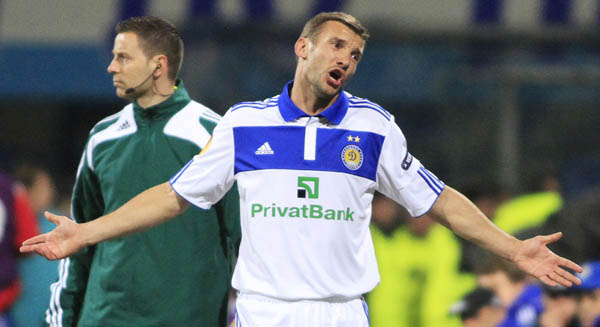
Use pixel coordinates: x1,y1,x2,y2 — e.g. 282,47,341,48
300,12,369,43
116,16,183,81
13,163,47,189
475,253,526,282
451,287,499,321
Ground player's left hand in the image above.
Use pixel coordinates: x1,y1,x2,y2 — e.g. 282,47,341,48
512,232,582,287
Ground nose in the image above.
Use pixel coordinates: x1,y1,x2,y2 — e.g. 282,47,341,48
336,52,350,70
107,59,118,75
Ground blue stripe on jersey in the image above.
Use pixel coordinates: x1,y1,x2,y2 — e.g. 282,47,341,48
361,297,371,325
232,103,271,110
418,166,444,195
348,98,391,120
170,158,194,184
348,105,391,121
231,98,278,111
233,126,384,181
421,166,444,190
425,168,444,190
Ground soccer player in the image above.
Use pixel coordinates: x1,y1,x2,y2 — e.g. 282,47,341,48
21,12,582,326
574,261,600,327
36,16,240,327
0,171,38,327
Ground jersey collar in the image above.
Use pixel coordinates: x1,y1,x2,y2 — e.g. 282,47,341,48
133,79,190,121
277,80,349,125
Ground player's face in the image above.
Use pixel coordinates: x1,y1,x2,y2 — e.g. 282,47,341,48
477,271,511,306
303,21,364,99
107,32,153,99
577,290,600,327
471,306,504,327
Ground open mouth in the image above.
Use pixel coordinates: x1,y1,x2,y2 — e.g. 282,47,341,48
327,68,344,86
330,70,342,81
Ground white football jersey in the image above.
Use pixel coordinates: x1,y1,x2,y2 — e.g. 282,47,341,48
170,81,444,300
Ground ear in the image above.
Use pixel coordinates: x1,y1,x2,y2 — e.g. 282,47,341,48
294,37,309,60
153,55,168,77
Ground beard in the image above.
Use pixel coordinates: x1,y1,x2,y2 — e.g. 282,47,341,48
308,72,341,101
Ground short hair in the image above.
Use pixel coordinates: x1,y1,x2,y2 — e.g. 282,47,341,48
300,12,370,43
13,163,47,189
116,16,183,81
450,287,500,321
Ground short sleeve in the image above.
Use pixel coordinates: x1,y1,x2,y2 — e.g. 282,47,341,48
376,117,444,217
170,111,236,209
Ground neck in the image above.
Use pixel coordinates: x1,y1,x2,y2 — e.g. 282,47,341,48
136,79,176,109
290,72,339,116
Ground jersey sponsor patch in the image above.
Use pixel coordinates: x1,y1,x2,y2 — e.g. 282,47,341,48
297,176,319,199
401,151,413,170
341,144,363,171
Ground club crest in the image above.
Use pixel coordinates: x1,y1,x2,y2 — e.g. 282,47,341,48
341,144,363,171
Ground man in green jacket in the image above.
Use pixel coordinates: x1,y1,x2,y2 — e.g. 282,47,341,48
45,16,240,327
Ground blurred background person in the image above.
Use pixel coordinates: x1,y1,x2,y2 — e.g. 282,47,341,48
0,171,38,327
368,193,475,327
538,284,580,327
574,261,600,327
476,254,544,327
10,163,59,327
494,171,563,236
508,190,600,325
514,188,600,267
12,164,56,215
450,287,505,327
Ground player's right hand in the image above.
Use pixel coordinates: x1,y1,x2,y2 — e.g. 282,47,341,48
20,211,84,260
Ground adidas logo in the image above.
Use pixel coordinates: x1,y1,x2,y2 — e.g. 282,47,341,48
255,142,274,155
117,121,130,131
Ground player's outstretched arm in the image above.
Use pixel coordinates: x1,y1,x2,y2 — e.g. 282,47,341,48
429,186,582,287
20,182,189,260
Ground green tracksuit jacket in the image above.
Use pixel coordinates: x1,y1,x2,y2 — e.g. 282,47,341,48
47,81,241,327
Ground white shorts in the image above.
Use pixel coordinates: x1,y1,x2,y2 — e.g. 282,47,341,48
234,293,370,327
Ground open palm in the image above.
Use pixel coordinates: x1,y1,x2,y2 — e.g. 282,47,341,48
20,211,84,260
512,232,582,287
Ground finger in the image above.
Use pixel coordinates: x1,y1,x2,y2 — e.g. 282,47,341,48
555,267,581,286
31,244,58,260
539,274,558,287
21,233,47,246
549,271,572,287
559,257,583,274
540,232,563,244
44,211,63,225
19,244,38,253
43,248,60,261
